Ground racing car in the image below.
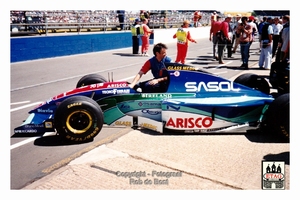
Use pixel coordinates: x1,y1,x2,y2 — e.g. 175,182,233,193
14,63,289,142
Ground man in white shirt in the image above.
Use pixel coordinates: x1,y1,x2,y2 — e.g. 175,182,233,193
271,17,283,58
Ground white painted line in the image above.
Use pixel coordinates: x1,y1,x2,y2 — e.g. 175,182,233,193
11,102,43,112
214,71,228,75
118,76,136,81
10,101,30,105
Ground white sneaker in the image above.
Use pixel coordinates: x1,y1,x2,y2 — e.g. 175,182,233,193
144,53,149,57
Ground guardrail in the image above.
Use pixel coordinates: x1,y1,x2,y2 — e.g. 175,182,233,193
10,21,211,37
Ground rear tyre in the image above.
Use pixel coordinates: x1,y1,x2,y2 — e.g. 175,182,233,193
54,96,104,142
234,73,270,94
260,93,289,140
76,74,107,88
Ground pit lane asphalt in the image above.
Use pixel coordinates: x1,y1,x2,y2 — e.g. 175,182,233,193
20,40,290,191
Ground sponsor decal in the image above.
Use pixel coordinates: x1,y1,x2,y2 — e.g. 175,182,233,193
14,129,38,133
141,109,161,115
115,121,132,126
45,122,53,128
141,93,172,98
138,102,161,107
173,71,180,77
90,83,104,88
185,81,240,92
167,66,196,71
102,89,130,94
119,104,130,109
107,83,128,88
140,123,157,131
262,161,285,190
37,108,54,113
67,102,82,108
166,117,213,128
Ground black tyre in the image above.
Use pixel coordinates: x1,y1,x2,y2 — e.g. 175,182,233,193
76,74,107,88
260,93,289,140
54,96,104,142
234,73,270,94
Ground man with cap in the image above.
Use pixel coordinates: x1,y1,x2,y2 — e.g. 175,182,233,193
217,14,232,64
248,16,258,43
131,18,142,54
173,20,197,64
258,17,274,70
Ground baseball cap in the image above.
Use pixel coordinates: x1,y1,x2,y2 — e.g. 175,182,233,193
135,18,140,22
226,14,232,18
249,16,255,21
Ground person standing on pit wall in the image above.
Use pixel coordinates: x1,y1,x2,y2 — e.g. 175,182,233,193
116,10,125,30
128,43,172,93
173,20,197,64
140,10,150,26
258,17,274,70
131,18,142,55
141,18,153,56
209,15,222,60
193,11,202,27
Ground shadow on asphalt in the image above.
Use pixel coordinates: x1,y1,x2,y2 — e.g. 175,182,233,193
263,151,290,165
113,53,143,57
33,135,94,146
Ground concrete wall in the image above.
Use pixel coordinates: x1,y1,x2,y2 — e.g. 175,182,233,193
11,27,210,63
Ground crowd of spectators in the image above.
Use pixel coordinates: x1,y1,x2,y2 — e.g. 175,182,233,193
10,10,217,28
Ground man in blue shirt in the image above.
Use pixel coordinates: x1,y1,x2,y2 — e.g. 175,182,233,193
129,43,172,92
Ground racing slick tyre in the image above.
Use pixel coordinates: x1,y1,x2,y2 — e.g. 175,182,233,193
54,96,104,142
76,74,107,88
260,93,289,140
234,73,270,94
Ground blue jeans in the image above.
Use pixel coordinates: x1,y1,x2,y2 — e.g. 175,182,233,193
240,42,250,65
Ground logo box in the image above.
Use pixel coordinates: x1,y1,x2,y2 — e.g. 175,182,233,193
262,161,285,190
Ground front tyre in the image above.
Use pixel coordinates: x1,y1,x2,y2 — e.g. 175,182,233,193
76,74,107,88
54,96,104,142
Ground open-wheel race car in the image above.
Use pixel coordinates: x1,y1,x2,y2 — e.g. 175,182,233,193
14,63,290,142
